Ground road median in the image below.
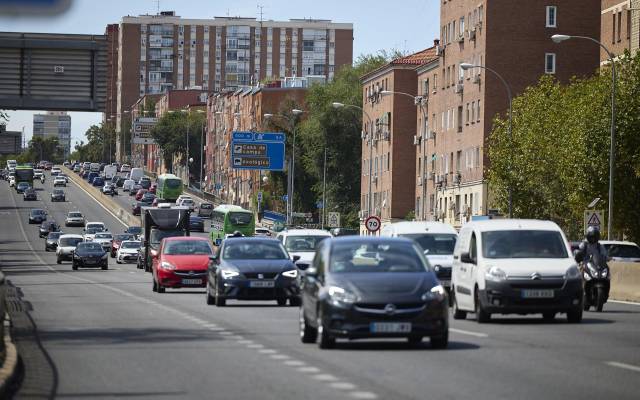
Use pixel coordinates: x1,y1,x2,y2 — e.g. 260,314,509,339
0,272,19,398
609,262,640,303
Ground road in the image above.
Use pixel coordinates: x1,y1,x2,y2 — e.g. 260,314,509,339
0,173,639,399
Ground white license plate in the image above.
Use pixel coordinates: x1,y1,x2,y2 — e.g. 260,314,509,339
249,280,275,288
521,289,554,298
370,322,412,333
182,279,202,285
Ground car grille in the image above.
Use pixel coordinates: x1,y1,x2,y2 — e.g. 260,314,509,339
244,272,278,279
509,281,565,290
173,270,207,277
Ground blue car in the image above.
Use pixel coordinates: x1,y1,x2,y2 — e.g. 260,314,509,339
92,177,105,187
87,172,99,183
189,215,205,232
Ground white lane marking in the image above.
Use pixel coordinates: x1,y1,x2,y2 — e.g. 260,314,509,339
609,300,640,306
67,175,127,227
313,374,338,381
227,335,244,340
349,391,378,399
330,382,357,390
606,361,640,373
237,340,254,345
258,349,277,354
218,331,234,335
270,354,290,360
297,366,321,373
450,328,489,338
247,344,264,349
283,360,306,367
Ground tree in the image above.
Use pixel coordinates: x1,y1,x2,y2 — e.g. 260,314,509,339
70,123,116,163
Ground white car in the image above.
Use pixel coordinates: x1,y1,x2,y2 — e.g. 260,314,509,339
56,234,84,264
33,169,44,179
9,176,15,187
116,240,141,264
120,164,131,173
65,211,86,227
178,198,196,210
53,176,67,187
51,167,61,176
175,195,192,205
122,179,135,192
255,227,272,237
83,222,107,241
92,232,114,252
276,229,332,265
451,219,583,323
600,240,640,263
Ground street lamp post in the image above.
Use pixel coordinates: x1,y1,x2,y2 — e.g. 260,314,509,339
460,62,513,218
551,34,617,239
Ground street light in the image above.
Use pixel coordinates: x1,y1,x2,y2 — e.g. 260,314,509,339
551,34,617,239
460,62,514,218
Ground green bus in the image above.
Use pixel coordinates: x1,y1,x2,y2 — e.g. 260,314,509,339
210,204,255,244
15,165,34,186
156,173,183,202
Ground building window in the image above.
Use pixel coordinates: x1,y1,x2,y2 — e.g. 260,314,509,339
545,53,556,74
546,6,557,28
457,106,463,132
477,100,481,122
617,11,622,42
612,12,616,44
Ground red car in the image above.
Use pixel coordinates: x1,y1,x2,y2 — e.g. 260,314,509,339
151,237,213,293
110,233,136,257
149,183,157,194
135,189,148,201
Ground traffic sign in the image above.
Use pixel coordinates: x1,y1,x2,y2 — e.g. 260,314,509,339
327,212,340,228
231,131,285,171
257,191,263,203
132,117,158,145
584,209,603,234
365,215,381,233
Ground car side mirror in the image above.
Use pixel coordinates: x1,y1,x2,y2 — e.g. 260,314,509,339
292,255,301,262
295,261,310,271
460,251,476,264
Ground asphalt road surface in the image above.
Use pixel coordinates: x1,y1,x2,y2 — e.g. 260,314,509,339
0,173,639,399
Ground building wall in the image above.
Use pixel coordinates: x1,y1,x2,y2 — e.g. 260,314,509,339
32,112,72,158
0,126,22,155
601,0,632,60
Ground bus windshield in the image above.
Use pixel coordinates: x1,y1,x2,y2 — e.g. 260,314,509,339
15,168,34,182
228,212,252,226
165,179,181,189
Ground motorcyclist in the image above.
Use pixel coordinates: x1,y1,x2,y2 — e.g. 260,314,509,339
574,226,607,267
231,230,244,238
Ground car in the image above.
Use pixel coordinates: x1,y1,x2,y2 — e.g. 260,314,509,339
73,164,81,173
116,240,142,264
110,233,136,257
29,209,47,224
451,219,583,324
124,226,142,238
33,169,44,179
59,173,70,183
141,192,155,203
148,183,157,194
198,202,213,218
44,162,53,170
83,227,104,242
51,166,61,176
51,189,66,202
122,179,135,192
254,227,271,237
177,197,196,210
599,240,640,263
120,164,131,173
87,172,99,183
129,184,142,196
113,176,126,188
189,215,205,232
23,188,37,201
131,202,144,216
92,232,114,252
102,183,118,195
45,231,64,252
276,229,332,266
152,237,214,293
139,179,151,189
298,236,449,349
16,182,30,193
39,221,61,238
65,211,85,227
8,176,16,187
206,237,299,307
92,176,105,187
56,234,84,264
53,176,67,187
135,188,148,201
72,242,108,270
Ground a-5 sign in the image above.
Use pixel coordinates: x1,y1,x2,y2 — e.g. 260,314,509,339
365,215,381,233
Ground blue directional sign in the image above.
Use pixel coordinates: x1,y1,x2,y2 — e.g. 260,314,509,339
231,131,285,171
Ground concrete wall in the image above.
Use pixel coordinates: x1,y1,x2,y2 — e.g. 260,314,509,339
609,262,640,302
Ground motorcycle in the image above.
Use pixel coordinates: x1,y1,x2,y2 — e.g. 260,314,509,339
581,255,610,312
40,175,45,183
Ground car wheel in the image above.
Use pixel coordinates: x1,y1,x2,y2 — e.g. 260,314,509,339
44,247,49,252
102,264,108,270
475,288,491,323
206,284,215,305
72,262,78,271
289,297,302,307
407,335,423,345
277,298,287,307
542,311,556,321
157,284,165,293
56,257,62,264
214,280,226,306
452,290,467,320
430,330,449,349
317,312,335,349
110,252,115,258
116,260,121,264
299,307,317,343
567,307,583,323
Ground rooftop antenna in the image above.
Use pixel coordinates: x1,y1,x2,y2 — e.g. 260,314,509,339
154,0,160,14
257,4,264,22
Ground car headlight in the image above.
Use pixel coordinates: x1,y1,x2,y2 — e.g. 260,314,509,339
485,266,507,282
565,265,581,280
433,265,441,273
282,269,298,278
422,284,446,302
328,286,357,306
160,261,176,270
221,269,239,279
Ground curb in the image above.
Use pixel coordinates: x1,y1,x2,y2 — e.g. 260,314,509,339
0,314,18,398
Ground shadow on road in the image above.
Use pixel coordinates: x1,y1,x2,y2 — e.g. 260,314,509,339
38,327,227,346
487,317,614,325
55,391,187,398
333,340,480,351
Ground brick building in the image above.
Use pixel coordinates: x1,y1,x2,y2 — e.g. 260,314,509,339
601,0,634,61
108,11,353,162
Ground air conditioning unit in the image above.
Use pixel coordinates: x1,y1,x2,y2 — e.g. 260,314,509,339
455,83,464,94
453,173,462,184
426,130,436,140
383,131,390,140
435,45,445,56
413,135,422,145
417,176,422,186
468,28,477,41
473,75,481,84
414,96,424,106
372,174,378,183
428,172,436,181
457,34,465,43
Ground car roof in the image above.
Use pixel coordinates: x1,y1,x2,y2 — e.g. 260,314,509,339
59,234,83,239
223,237,281,244
86,221,104,225
279,229,332,237
30,208,45,212
327,236,415,245
68,211,83,214
163,236,209,242
460,219,562,232
600,240,639,246
381,221,457,235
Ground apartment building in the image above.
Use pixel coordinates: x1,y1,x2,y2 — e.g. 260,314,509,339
415,0,600,226
110,11,353,162
601,0,634,61
32,111,72,158
359,47,438,234
0,125,22,155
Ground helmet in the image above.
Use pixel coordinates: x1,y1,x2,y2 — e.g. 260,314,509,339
585,226,600,244
232,231,244,238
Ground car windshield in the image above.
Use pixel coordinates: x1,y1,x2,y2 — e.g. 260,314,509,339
31,209,45,216
149,230,184,245
126,227,142,234
86,224,104,230
121,241,141,249
115,234,134,241
285,236,329,252
200,203,212,209
399,233,457,255
85,228,101,234
329,242,428,273
223,241,288,260
228,212,252,225
69,212,83,218
77,243,103,252
163,240,212,255
59,237,83,247
606,244,640,258
48,232,63,239
95,233,112,239
482,230,568,259
53,189,64,194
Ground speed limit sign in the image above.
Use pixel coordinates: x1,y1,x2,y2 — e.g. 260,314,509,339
365,215,381,233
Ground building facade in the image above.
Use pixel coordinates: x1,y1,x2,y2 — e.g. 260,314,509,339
32,111,72,158
601,0,633,61
110,11,353,162
0,125,22,155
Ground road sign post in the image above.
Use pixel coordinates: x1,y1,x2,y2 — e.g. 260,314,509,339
365,215,381,234
584,209,604,234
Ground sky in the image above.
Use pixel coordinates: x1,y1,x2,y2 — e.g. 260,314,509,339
0,0,440,147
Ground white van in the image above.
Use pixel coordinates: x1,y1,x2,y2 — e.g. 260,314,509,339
381,221,457,294
103,165,117,179
451,219,583,323
129,167,143,182
276,229,332,264
90,163,101,173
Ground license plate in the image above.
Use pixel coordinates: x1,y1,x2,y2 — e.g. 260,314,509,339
182,279,202,285
439,280,451,287
84,260,95,264
522,289,554,298
249,280,275,288
370,322,412,333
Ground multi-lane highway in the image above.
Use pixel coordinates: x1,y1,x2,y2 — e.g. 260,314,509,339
1,173,639,399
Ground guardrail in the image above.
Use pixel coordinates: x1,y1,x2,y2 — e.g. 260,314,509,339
610,262,640,302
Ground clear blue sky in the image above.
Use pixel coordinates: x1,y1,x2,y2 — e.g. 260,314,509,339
0,0,440,147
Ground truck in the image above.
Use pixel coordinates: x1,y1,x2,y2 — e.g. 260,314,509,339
140,205,191,272
103,165,117,180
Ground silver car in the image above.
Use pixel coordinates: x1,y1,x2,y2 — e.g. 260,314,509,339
65,211,86,227
92,232,114,252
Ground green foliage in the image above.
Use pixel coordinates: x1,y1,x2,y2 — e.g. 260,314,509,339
405,210,416,221
71,123,116,163
488,50,640,241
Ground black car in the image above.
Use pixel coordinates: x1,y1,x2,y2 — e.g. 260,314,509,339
113,176,125,187
125,226,142,238
129,184,142,196
72,242,108,270
207,238,300,307
16,182,30,193
29,209,47,224
45,231,64,251
189,215,205,232
23,188,37,201
141,192,156,203
298,237,449,349
51,189,66,202
39,221,61,238
131,202,145,216
139,179,151,189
